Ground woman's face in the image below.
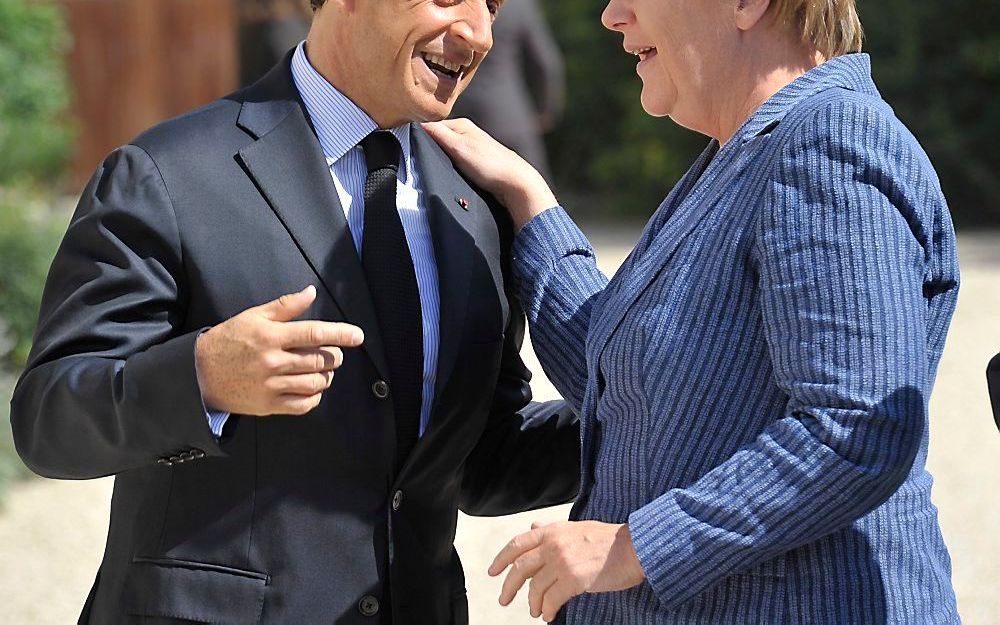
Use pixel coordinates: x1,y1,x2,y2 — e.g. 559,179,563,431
602,0,735,126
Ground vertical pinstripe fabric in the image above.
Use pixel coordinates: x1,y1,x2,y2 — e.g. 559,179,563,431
290,42,440,435
512,54,960,624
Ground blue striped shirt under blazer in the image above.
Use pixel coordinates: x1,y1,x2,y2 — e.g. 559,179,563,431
513,54,960,623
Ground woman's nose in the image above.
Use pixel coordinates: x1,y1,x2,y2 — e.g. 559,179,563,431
601,0,633,32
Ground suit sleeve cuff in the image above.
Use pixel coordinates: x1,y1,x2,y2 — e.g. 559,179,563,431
511,207,594,291
627,493,702,611
124,328,227,458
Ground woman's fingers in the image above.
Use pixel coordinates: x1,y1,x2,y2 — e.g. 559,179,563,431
541,579,577,623
527,566,558,618
489,527,544,576
499,548,544,606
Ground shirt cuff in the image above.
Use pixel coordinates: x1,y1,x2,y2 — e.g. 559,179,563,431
194,329,230,439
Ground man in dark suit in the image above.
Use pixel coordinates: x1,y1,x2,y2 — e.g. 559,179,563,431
450,0,564,182
9,1,578,623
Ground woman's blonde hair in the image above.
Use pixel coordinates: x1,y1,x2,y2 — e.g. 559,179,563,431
769,0,864,58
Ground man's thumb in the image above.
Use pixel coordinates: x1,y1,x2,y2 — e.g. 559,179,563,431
259,285,317,322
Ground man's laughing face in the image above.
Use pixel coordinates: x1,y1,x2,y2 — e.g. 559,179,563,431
310,0,502,128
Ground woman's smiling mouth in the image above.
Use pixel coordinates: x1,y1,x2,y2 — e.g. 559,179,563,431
628,45,658,67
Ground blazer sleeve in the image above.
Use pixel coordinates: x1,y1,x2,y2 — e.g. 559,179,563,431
10,145,226,480
458,199,581,516
626,97,945,608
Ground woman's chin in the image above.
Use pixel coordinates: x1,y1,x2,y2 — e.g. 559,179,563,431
639,89,671,118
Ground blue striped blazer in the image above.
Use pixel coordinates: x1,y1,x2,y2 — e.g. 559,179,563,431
512,54,961,623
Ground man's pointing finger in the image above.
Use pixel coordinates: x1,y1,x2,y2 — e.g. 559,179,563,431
281,321,365,349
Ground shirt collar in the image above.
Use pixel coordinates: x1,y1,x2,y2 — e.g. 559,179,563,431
733,53,880,144
290,41,412,181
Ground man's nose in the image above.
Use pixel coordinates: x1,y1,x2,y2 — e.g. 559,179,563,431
451,2,493,54
601,0,633,32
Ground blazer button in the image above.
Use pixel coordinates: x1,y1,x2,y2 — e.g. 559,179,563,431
191,449,206,459
392,490,403,511
372,380,390,400
156,458,171,466
358,595,380,617
179,451,195,462
169,455,183,464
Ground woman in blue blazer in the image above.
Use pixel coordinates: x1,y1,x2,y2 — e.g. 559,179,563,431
427,0,960,622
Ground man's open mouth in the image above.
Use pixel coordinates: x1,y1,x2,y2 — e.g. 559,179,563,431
420,52,468,80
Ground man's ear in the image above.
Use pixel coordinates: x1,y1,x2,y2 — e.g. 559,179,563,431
734,0,772,32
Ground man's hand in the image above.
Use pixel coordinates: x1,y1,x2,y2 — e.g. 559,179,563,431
195,285,364,416
489,521,646,622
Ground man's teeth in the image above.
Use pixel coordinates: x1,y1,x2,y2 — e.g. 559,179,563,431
632,47,656,57
422,53,464,75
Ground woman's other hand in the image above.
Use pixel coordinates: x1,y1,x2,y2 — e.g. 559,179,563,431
489,520,646,621
423,119,558,231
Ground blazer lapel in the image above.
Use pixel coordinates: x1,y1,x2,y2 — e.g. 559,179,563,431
410,126,477,402
589,136,765,359
234,65,389,378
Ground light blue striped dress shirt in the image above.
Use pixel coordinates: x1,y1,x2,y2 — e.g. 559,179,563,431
207,42,440,437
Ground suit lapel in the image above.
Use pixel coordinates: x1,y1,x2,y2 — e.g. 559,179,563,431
410,126,478,403
233,63,389,378
590,136,765,359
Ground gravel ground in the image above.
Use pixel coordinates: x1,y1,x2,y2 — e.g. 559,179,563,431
1,226,997,624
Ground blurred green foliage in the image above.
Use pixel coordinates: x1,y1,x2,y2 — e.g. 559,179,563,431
0,188,64,369
0,0,71,371
544,1,1000,227
0,0,72,185
0,0,71,497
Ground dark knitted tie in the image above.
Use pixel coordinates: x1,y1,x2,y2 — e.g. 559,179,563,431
360,131,423,471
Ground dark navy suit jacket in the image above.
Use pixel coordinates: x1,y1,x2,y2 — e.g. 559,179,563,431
10,55,579,625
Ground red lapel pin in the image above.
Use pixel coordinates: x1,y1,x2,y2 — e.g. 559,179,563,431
456,196,470,211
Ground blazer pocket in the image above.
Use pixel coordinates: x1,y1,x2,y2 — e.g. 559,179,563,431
122,557,268,625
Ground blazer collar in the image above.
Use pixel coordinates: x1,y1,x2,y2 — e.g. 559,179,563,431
734,53,879,144
589,55,879,363
233,54,485,404
289,42,414,184
234,51,391,379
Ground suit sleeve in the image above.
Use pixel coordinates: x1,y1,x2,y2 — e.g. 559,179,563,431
458,199,581,516
625,100,941,608
10,145,227,480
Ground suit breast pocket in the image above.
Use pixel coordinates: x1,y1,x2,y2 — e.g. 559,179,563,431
121,557,268,625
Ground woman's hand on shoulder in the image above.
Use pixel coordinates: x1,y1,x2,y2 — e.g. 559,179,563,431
423,119,558,231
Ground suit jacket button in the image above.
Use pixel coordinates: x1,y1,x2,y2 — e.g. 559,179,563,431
157,458,171,466
358,595,380,617
372,380,390,400
169,455,183,464
179,451,195,462
191,449,206,459
392,490,403,511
